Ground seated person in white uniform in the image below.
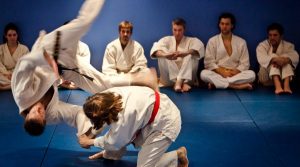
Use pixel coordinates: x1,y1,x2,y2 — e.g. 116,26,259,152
79,86,188,167
150,18,204,93
11,0,158,138
256,23,299,94
200,12,255,90
0,23,29,90
102,21,148,75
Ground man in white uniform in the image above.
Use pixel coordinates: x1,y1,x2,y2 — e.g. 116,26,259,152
256,23,299,94
12,0,157,137
102,21,148,75
0,23,29,90
79,86,188,167
201,12,255,90
151,18,204,92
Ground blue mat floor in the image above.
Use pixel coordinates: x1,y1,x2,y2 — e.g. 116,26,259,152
0,86,300,167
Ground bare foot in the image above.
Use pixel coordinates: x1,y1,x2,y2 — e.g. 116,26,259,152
174,79,183,92
283,88,292,94
283,82,292,94
229,83,253,90
0,84,11,90
244,83,253,90
182,83,191,92
177,147,189,167
208,83,215,90
283,77,292,94
131,68,159,91
275,88,284,95
89,151,104,160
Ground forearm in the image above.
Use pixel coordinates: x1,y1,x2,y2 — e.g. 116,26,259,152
187,49,199,57
153,50,167,58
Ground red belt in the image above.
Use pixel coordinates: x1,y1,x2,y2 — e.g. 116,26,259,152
147,91,160,125
131,91,160,142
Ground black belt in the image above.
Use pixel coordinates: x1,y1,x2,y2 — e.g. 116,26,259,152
53,31,94,82
58,64,94,81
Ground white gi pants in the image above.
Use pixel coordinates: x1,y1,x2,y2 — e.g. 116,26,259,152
200,69,256,89
258,64,294,86
269,64,294,79
103,131,178,167
158,55,198,86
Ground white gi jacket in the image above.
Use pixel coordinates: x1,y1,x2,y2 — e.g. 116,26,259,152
205,34,250,71
102,38,147,75
0,43,29,86
256,39,299,69
12,0,106,136
93,86,181,151
0,43,29,74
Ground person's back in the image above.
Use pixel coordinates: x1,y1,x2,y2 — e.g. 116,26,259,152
79,86,187,167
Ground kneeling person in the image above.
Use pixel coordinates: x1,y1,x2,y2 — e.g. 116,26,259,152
79,86,188,167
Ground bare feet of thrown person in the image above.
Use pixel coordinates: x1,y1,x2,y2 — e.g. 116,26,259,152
177,146,189,167
131,67,159,91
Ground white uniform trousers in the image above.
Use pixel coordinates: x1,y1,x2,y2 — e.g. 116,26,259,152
269,64,294,80
158,55,198,86
201,69,256,89
103,131,178,167
258,64,294,86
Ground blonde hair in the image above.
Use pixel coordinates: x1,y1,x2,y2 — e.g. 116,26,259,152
83,92,123,130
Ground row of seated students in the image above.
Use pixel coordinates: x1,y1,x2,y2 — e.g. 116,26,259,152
101,12,298,95
1,12,298,95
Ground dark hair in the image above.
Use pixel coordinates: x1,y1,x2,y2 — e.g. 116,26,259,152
24,118,46,136
218,12,236,30
83,92,123,130
3,22,20,43
267,23,284,35
172,18,186,29
118,21,133,33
